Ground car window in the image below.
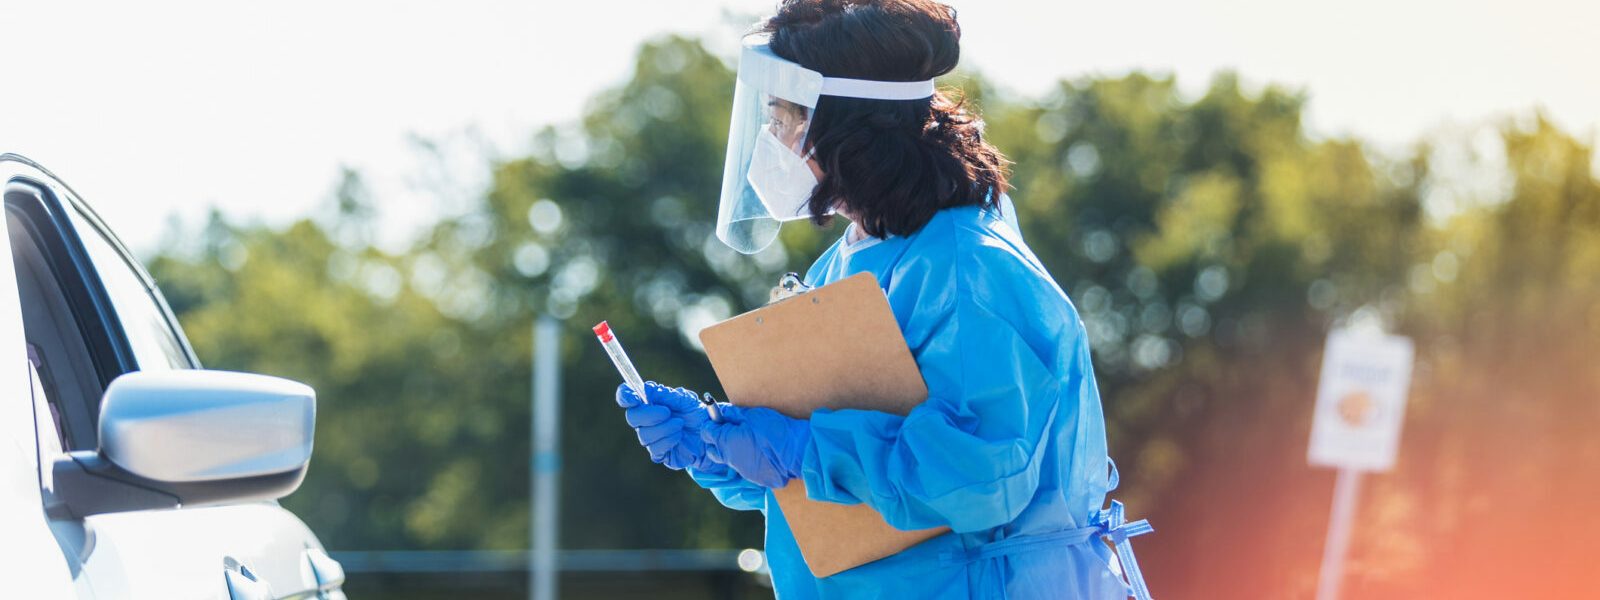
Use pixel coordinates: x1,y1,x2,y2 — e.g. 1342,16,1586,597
67,208,189,371
7,195,104,450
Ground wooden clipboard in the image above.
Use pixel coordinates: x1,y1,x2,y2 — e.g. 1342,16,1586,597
699,272,948,578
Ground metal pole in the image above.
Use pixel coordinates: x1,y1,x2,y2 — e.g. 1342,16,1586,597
531,317,562,600
1315,468,1363,600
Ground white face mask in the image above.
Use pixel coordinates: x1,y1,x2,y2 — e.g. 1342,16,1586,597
746,128,823,222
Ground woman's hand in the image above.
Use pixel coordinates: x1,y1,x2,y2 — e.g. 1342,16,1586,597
699,405,811,488
616,382,718,471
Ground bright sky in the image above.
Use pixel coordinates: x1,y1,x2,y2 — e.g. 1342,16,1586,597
4,0,1596,254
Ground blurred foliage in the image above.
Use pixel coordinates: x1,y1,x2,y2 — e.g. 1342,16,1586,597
146,36,1599,599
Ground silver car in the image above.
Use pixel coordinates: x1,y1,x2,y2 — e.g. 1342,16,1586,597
0,154,343,599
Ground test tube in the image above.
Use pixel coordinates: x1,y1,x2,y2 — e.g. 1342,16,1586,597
593,321,647,403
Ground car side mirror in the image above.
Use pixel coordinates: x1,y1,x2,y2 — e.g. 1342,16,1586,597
48,370,316,518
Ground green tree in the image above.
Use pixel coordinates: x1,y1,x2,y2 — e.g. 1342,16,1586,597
1373,118,1600,599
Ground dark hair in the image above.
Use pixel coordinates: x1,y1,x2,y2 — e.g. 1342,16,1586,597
760,0,1010,239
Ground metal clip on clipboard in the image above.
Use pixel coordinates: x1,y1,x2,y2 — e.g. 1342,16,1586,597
768,272,814,304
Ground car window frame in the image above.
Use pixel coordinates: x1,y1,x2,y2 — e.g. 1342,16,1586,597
6,176,199,381
6,180,129,393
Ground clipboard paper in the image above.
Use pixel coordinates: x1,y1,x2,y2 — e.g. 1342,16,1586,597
699,273,948,577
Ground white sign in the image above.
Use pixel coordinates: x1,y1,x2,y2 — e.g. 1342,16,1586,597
1308,329,1415,472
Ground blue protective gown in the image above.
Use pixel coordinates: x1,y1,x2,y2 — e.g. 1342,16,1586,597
690,204,1134,599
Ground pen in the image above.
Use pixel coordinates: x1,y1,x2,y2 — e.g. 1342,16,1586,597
700,392,724,423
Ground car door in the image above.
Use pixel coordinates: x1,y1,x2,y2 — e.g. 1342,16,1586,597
2,158,339,599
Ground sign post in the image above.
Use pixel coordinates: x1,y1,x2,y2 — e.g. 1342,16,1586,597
1308,329,1414,600
531,317,561,600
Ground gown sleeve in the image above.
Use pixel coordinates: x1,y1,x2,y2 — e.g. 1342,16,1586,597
688,463,768,513
797,295,1068,533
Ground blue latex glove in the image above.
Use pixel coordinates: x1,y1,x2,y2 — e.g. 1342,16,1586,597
616,382,717,471
699,404,811,489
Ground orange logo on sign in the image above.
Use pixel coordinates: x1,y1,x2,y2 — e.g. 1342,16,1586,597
1337,390,1376,427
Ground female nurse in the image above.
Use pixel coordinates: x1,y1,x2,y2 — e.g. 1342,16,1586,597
614,1,1153,598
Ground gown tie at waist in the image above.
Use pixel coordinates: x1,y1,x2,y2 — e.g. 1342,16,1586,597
1096,500,1155,600
936,501,1154,600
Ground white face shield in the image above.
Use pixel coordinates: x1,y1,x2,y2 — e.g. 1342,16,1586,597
715,36,937,254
